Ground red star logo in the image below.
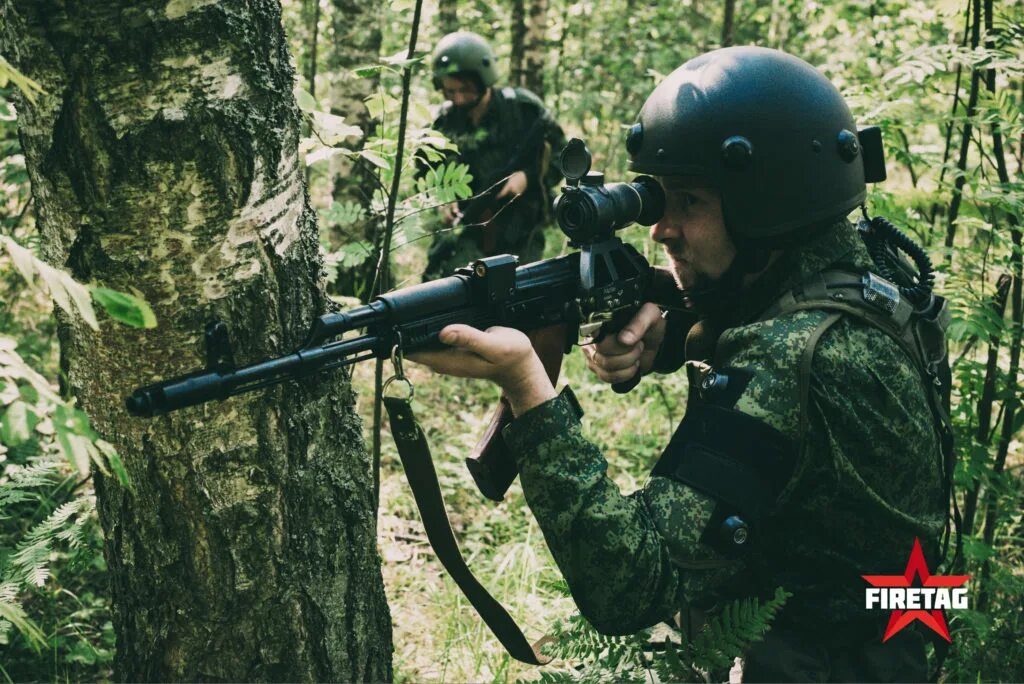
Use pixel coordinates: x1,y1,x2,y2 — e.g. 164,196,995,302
862,538,971,642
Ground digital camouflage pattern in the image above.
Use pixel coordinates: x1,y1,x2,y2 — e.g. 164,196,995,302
423,87,566,279
502,220,946,680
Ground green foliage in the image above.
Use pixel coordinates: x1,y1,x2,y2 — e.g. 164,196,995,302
1,236,158,332
529,587,791,683
1,338,127,679
416,161,474,205
89,288,157,330
0,55,44,104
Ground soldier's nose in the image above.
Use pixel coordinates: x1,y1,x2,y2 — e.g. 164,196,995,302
650,218,681,244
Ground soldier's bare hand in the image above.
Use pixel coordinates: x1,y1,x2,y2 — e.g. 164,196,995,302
408,324,556,416
496,170,528,199
583,303,666,385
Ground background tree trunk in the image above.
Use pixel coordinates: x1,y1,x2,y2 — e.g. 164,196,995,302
327,0,384,301
1,1,392,680
510,0,527,88
438,0,458,35
721,0,737,47
523,0,548,96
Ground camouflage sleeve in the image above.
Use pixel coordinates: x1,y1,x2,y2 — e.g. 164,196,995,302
502,388,742,634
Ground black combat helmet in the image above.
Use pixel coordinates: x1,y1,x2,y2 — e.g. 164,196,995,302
431,31,500,90
628,46,885,245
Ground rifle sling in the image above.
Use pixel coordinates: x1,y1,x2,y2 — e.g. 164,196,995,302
382,395,551,665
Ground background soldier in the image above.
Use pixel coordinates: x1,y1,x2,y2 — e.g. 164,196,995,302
413,47,952,681
422,31,567,280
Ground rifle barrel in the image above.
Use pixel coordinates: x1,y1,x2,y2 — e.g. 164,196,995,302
126,334,379,417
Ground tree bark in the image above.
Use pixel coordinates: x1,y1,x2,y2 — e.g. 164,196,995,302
944,0,982,258
326,0,383,301
510,0,527,88
523,0,548,96
1,1,392,680
721,0,737,47
438,0,458,35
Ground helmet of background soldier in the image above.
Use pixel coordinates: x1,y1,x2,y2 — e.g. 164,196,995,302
431,31,500,91
627,46,885,246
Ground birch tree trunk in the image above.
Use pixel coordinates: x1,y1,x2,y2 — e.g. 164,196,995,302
1,1,392,680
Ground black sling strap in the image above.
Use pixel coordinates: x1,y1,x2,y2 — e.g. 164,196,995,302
382,394,551,665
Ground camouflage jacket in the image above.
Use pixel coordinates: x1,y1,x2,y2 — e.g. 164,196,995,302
502,221,946,677
433,87,566,240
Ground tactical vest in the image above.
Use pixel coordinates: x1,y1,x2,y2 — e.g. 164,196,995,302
661,267,953,554
662,268,953,681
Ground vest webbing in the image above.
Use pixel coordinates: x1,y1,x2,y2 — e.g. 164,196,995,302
759,268,952,505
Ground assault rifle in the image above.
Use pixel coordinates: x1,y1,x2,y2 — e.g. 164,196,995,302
127,138,684,498
126,140,688,664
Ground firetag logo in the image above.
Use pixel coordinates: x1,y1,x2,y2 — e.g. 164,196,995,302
862,538,971,642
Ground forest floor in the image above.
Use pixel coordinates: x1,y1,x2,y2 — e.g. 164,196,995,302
350,226,687,682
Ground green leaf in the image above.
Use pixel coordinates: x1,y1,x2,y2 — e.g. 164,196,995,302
294,87,317,113
359,149,391,170
0,55,45,104
338,241,372,269
90,287,157,329
321,201,366,229
311,110,363,144
1,400,36,446
364,93,399,122
54,404,97,477
97,441,132,488
352,64,385,78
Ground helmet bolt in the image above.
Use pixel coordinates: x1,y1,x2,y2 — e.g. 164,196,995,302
837,129,860,162
656,148,666,159
721,136,754,169
811,139,822,152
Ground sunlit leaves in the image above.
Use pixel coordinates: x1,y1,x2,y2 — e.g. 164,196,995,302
0,56,44,105
321,201,366,229
416,161,473,205
90,289,156,329
1,237,157,331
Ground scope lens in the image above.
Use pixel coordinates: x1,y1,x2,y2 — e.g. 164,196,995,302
563,203,584,229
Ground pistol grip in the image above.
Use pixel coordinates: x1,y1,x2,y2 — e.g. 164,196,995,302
612,373,642,393
465,324,568,501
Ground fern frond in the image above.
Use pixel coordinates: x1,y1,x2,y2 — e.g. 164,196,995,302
0,596,45,651
0,458,62,510
6,496,94,587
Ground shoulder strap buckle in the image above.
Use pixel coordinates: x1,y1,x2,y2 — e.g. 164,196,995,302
862,272,900,314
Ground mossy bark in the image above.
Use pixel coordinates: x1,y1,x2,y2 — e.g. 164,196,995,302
1,1,392,680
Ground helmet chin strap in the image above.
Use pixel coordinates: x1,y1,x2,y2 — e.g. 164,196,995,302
682,248,770,317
